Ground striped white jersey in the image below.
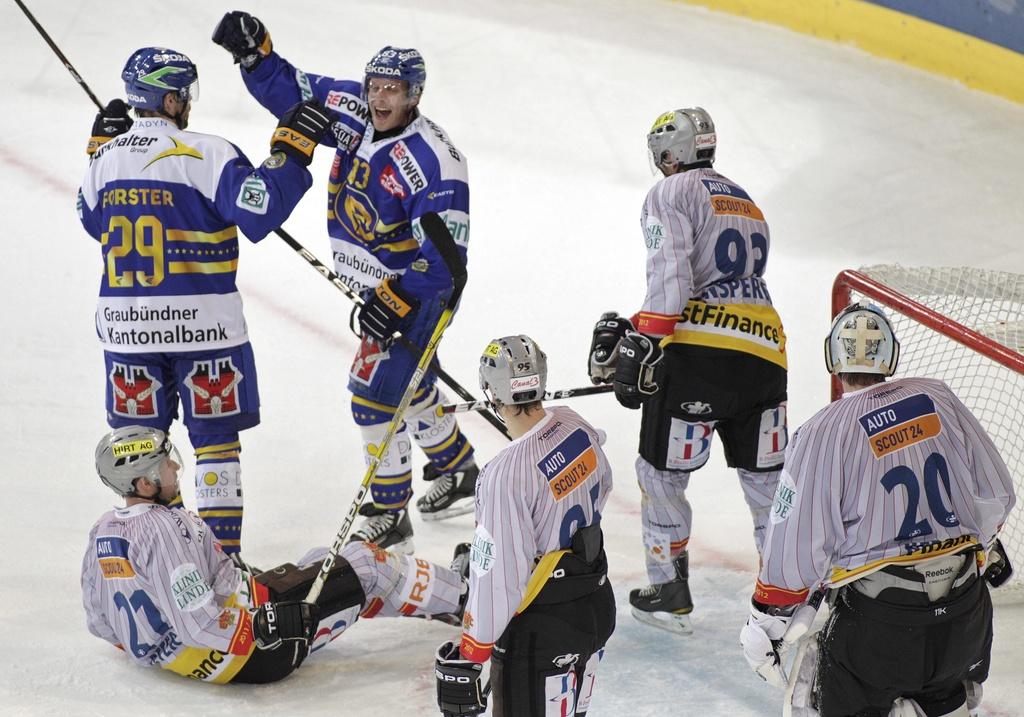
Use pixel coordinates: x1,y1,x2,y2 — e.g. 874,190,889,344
756,378,1016,606
460,406,612,662
637,167,786,368
81,503,260,681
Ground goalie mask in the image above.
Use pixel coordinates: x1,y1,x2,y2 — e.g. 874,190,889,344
824,302,900,376
95,426,182,498
647,107,716,174
479,335,548,407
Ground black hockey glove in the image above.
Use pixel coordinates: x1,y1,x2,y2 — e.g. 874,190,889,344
435,641,487,717
612,331,663,409
985,538,1014,588
253,600,318,651
212,11,272,71
588,311,634,384
87,99,133,156
357,277,420,346
270,100,331,166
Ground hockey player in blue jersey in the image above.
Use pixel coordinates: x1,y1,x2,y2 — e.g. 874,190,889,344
78,47,332,554
213,13,479,551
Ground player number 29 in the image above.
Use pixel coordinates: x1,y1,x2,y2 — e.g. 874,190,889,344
102,215,165,288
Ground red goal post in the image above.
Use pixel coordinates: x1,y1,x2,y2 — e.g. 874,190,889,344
831,266,1024,597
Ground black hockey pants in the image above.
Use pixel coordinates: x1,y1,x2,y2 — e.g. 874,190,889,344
232,557,366,684
490,527,616,716
815,574,992,716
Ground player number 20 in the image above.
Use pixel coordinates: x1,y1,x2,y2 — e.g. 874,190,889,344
880,452,960,542
103,215,165,288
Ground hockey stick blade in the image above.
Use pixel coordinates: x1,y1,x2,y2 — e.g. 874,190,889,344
274,225,510,440
419,212,467,300
442,384,614,414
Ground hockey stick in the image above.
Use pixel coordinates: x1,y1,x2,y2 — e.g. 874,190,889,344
780,588,828,717
274,227,511,440
441,384,614,414
14,0,104,111
305,213,467,604
18,0,511,443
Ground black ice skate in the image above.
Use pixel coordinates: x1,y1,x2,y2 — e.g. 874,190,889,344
348,503,414,554
629,552,693,634
415,462,479,521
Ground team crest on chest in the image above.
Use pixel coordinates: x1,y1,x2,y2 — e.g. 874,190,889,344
339,186,379,244
185,358,242,417
109,362,162,417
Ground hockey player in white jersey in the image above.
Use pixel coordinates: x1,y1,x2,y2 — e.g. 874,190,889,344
587,107,788,633
740,303,1016,717
83,426,467,684
79,47,332,554
434,336,616,717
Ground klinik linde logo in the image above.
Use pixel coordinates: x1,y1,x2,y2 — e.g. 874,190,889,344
171,563,213,611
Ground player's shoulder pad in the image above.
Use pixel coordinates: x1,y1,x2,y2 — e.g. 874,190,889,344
169,129,246,201
404,114,467,182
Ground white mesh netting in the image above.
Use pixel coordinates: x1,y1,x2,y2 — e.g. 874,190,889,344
848,265,1023,598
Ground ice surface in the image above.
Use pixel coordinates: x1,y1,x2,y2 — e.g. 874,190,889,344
1,0,1021,714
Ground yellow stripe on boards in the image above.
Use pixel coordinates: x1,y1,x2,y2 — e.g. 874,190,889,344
674,0,1024,103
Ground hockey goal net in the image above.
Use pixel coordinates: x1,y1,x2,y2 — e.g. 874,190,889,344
832,266,1024,598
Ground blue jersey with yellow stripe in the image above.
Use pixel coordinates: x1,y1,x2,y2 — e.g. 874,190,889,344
78,116,313,353
238,52,470,302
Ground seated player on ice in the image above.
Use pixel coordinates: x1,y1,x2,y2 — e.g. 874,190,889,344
82,426,468,684
739,303,1015,717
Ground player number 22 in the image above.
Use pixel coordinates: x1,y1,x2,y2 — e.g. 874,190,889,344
113,589,171,658
880,452,960,542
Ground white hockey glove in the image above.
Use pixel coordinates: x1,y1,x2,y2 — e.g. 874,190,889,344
740,600,794,688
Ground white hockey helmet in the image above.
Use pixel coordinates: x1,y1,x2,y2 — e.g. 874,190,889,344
479,335,548,406
95,426,182,498
824,302,900,377
647,107,716,173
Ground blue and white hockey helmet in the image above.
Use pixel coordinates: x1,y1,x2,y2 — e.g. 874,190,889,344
363,46,426,101
647,107,716,173
479,335,548,407
121,47,199,111
824,301,901,377
95,426,182,498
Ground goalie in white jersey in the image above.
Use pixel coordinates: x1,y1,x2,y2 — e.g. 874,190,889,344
588,107,788,633
434,336,615,717
82,426,466,684
740,303,1016,717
